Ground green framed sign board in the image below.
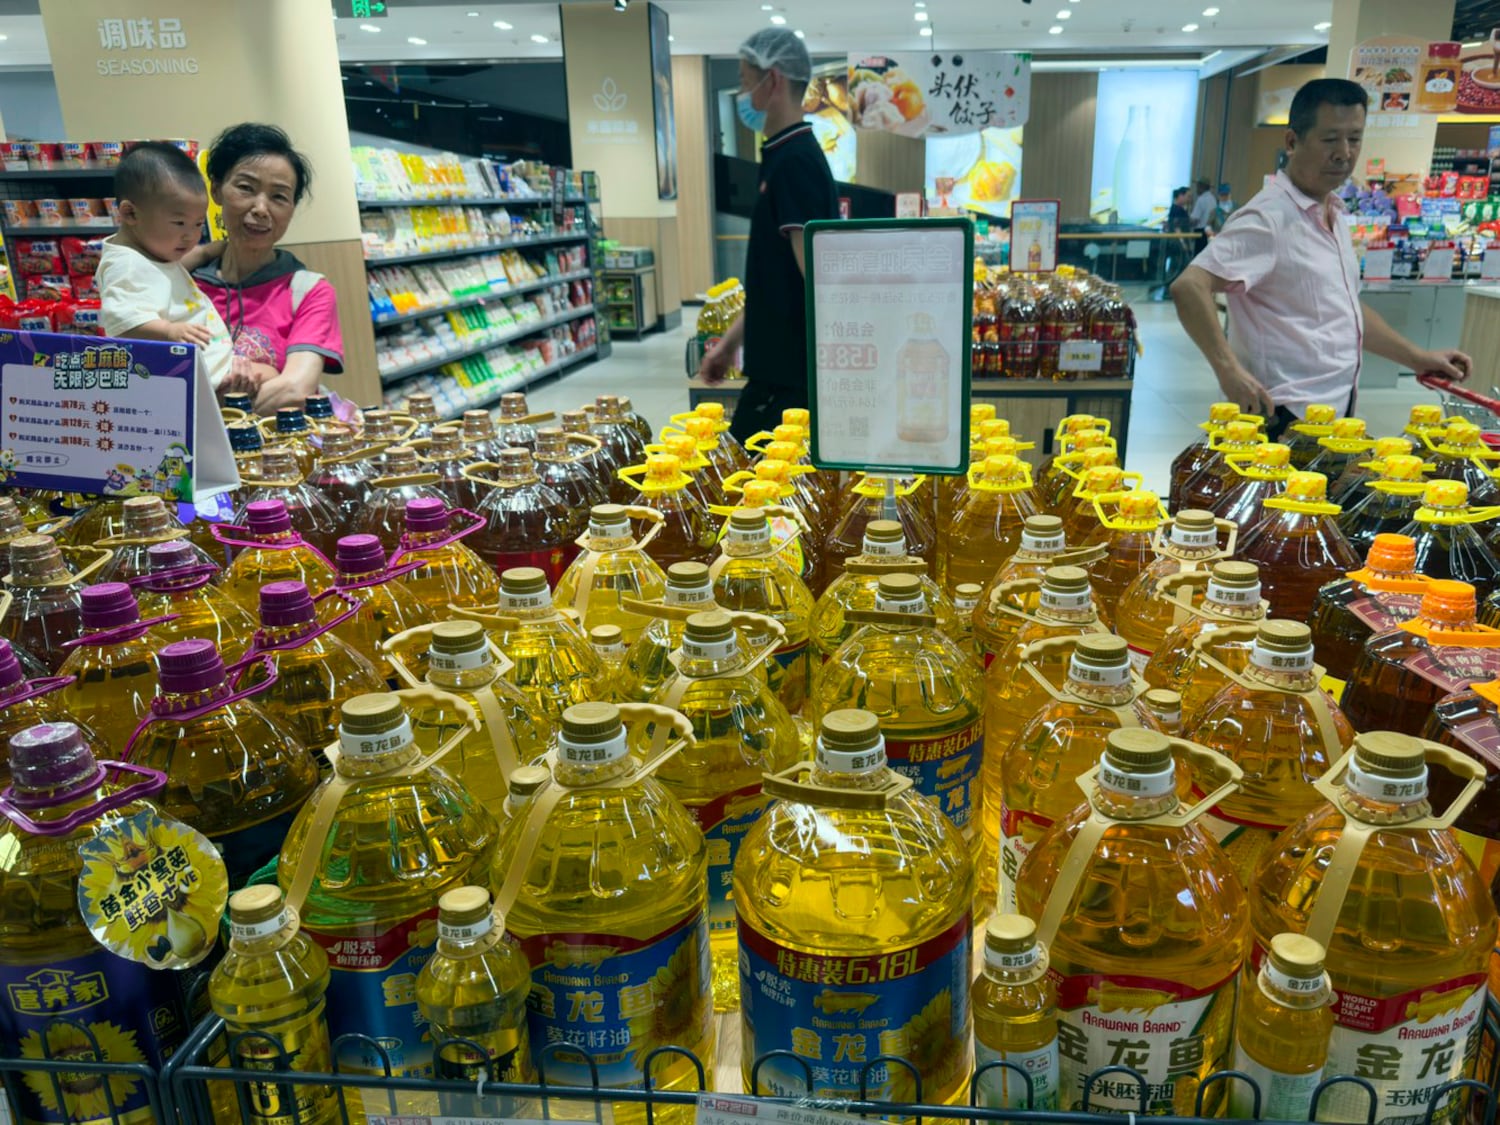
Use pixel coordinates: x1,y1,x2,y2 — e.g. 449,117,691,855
802,217,974,476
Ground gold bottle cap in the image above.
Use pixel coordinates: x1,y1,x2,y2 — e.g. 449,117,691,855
955,583,983,602
535,428,566,454
1173,509,1216,532
463,410,498,439
1074,634,1128,665
429,425,464,456
227,884,285,926
865,520,904,545
321,430,355,457
1267,932,1327,978
1257,620,1312,651
876,572,923,602
1211,560,1260,587
407,392,437,421
1042,565,1090,593
591,624,625,647
561,701,624,744
591,503,629,527
730,507,770,531
668,561,711,587
122,495,172,536
501,567,549,596
509,764,551,797
259,448,300,477
383,445,420,476
1143,688,1182,715
500,393,529,419
8,534,66,584
341,692,407,736
430,619,487,655
984,913,1038,954
0,497,23,539
498,448,536,476
1352,731,1426,778
684,611,735,644
437,885,493,927
561,410,591,434
363,410,396,440
820,709,882,754
1104,728,1173,772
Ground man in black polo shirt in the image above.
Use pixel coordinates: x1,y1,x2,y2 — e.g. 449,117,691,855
699,28,838,442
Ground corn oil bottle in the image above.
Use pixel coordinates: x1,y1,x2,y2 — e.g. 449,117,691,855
555,504,669,645
1211,441,1293,541
1016,728,1249,1115
946,456,1040,596
217,500,336,614
466,447,580,586
1143,560,1267,726
0,638,102,787
735,709,973,1104
331,533,429,684
1169,402,1244,508
1423,419,1500,507
139,540,256,665
4,534,108,673
1338,453,1432,558
1115,509,1232,672
1282,403,1339,470
1229,932,1335,1121
1083,489,1166,630
1308,533,1429,697
717,467,821,591
1398,479,1500,601
1181,418,1268,514
824,474,936,578
1329,435,1415,507
617,453,717,569
392,496,499,616
55,582,160,755
972,914,1059,1111
1238,471,1361,624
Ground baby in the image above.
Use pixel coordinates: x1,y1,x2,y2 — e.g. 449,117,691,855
95,141,252,398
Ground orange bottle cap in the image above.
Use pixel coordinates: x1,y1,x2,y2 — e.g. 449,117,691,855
1284,471,1328,502
1224,420,1261,444
1372,437,1414,460
1254,442,1292,468
1424,479,1469,508
1422,580,1477,626
1409,404,1444,426
1304,404,1338,425
1329,417,1367,440
1382,454,1426,482
1367,533,1417,573
1118,491,1160,520
1208,402,1240,424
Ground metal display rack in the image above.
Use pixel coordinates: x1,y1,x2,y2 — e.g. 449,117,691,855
0,163,117,301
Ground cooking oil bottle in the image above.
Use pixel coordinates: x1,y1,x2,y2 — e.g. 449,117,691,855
1015,728,1249,1115
3,534,108,673
497,392,542,449
1059,465,1139,548
824,474,937,577
492,702,714,1115
1181,418,1268,514
746,437,832,538
278,691,498,1079
466,448,580,586
617,453,718,568
267,406,319,476
1115,509,1231,672
1237,471,1361,624
643,610,801,1010
240,580,387,757
331,533,430,684
1084,490,1167,630
415,886,535,1085
234,448,344,561
534,427,609,514
95,495,213,585
1307,533,1429,696
1399,479,1500,600
1304,417,1376,484
946,456,1040,595
1282,403,1339,470
617,561,722,703
1423,418,1500,507
54,582,162,755
590,625,627,696
997,634,1154,912
972,914,1059,1111
1036,415,1103,483
1330,435,1416,507
1039,428,1115,512
217,499,336,614
712,507,815,716
735,709,973,1104
137,541,255,665
1229,932,1335,1121
0,639,102,785
591,396,650,502
719,463,821,589
1185,620,1356,883
973,515,1087,666
209,884,338,1125
463,409,508,462
555,504,669,644
816,572,983,838
1250,732,1497,1125
1170,403,1246,508
1212,441,1293,540
311,428,379,529
662,414,743,497
1406,403,1449,445
1337,452,1432,557
354,445,447,553
392,497,500,615
1143,560,1267,726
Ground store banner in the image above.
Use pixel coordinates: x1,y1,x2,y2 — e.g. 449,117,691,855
803,218,973,476
0,330,237,501
847,52,1030,137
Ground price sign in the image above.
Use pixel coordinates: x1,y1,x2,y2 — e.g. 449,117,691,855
1058,340,1104,372
698,1095,868,1125
1481,248,1500,281
894,192,923,218
804,218,973,475
1423,241,1457,282
1364,241,1395,283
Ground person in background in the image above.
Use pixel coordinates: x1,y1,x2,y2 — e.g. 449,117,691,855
1213,182,1236,229
1159,186,1194,284
1189,177,1217,250
1171,78,1470,437
192,123,344,415
698,27,837,442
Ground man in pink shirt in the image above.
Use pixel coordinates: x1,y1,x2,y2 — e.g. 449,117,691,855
1172,79,1470,439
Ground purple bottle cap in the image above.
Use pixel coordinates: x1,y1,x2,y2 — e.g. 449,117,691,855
337,534,387,575
157,639,228,695
80,582,141,630
404,497,450,535
0,640,24,692
9,723,100,795
246,499,292,536
259,580,316,628
147,540,197,573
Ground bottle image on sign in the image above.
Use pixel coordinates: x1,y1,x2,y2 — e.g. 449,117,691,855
1229,932,1335,1122
735,710,974,1103
972,914,1060,1111
896,311,951,444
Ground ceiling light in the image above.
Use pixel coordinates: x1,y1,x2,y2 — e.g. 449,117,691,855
531,33,550,42
1049,24,1063,33
1314,20,1331,30
1182,23,1198,31
359,23,380,32
761,4,773,8
919,25,933,35
407,36,427,44
466,10,479,15
668,34,675,41
914,1,926,6
794,29,804,38
915,10,928,19
770,14,786,23
1056,9,1070,17
493,19,512,29
1202,6,1218,14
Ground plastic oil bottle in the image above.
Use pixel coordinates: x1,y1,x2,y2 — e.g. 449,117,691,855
497,393,541,450
54,582,162,755
1406,402,1449,446
653,432,727,512
590,624,627,697
310,427,379,529
235,448,344,561
208,884,339,1125
1036,414,1103,483
643,610,801,1010
267,406,318,476
415,886,535,1086
973,515,1083,666
824,474,937,578
0,722,190,1125
1249,732,1497,1125
1237,471,1361,624
1423,418,1500,507
3,534,106,673
618,561,722,703
1229,932,1335,1121
972,914,1060,1111
1329,435,1416,507
1185,620,1356,884
1143,560,1267,726
217,499,337,614
1282,403,1339,470
332,533,430,684
720,463,822,590
555,504,669,645
1211,441,1293,541
735,709,973,1104
95,495,214,585
535,426,610,513
1307,533,1429,696
1059,465,1139,548
278,692,498,1079
749,437,832,538
1304,417,1376,484
1181,418,1268,514
1038,428,1114,512
1083,489,1167,630
492,702,714,1117
617,453,718,569
712,507,815,716
466,447,580,586
463,409,509,463
662,414,743,496
1337,453,1432,558
137,540,256,665
354,445,447,553
946,456,1040,596
1398,479,1500,601
591,396,650,502
0,638,102,784
1015,728,1249,1115
1115,509,1231,672
1044,447,1119,525
1169,402,1245,508
392,497,500,615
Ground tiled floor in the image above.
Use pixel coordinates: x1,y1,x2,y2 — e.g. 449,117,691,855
530,295,1441,495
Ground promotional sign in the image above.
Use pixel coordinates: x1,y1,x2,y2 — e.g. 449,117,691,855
1347,37,1423,114
847,52,1030,137
1423,240,1457,281
1481,247,1500,281
804,218,973,475
925,126,1024,219
1011,199,1060,273
1364,241,1396,283
1089,69,1199,223
0,330,237,500
895,192,924,218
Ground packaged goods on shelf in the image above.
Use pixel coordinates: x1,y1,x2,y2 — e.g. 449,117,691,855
367,245,589,322
971,263,1134,380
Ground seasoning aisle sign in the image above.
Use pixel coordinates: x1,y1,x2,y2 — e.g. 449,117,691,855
803,218,973,476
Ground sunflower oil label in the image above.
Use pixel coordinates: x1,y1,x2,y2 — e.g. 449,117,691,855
694,783,769,935
1229,1050,1323,1121
1318,973,1486,1125
883,721,982,833
998,802,1054,913
308,908,439,1077
768,638,811,712
0,947,186,1125
1051,969,1238,1113
974,1038,1060,1110
739,913,972,1101
512,910,711,1088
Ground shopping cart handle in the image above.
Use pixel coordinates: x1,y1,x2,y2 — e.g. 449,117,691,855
1417,373,1500,414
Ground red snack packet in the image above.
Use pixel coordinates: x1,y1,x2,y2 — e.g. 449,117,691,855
14,240,64,275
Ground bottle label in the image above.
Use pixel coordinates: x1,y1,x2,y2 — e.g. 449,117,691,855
1317,973,1486,1125
227,999,336,1125
1228,1047,1323,1121
1251,642,1315,675
975,1037,1060,1111
767,639,811,714
512,910,712,1088
955,595,979,615
739,913,972,1101
230,907,293,943
0,947,187,1125
430,647,490,672
883,721,983,833
501,589,553,611
1343,592,1424,634
1170,525,1219,550
1402,646,1500,697
495,546,570,589
998,803,1053,913
1208,581,1261,606
666,585,714,606
340,718,415,761
1040,587,1091,612
1068,657,1132,688
694,782,770,935
1021,531,1065,554
682,636,738,662
308,908,440,1077
1192,814,1281,887
1051,969,1238,1113
875,594,926,615
438,916,494,944
865,538,907,558
1126,644,1152,675
431,1021,529,1085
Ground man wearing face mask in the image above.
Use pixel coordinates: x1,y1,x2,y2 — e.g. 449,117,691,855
699,28,837,441
1171,78,1470,439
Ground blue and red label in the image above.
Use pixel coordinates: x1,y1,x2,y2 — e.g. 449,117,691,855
308,909,438,1077
0,947,187,1124
885,722,983,833
769,639,811,713
512,910,712,1087
739,913,972,1101
694,784,769,934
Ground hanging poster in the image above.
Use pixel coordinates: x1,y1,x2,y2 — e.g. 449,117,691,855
847,52,1030,137
1348,37,1423,115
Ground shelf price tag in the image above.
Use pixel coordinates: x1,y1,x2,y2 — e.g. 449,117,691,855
1058,340,1104,372
1482,249,1500,282
697,1095,868,1125
1364,241,1395,284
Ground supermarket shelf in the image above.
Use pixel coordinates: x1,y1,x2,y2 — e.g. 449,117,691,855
362,230,588,268
379,305,597,386
371,268,592,329
3,219,116,235
358,195,597,208
441,345,599,418
0,163,117,179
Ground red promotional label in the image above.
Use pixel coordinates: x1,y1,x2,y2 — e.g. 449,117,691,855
1330,973,1486,1035
1345,592,1425,633
1405,647,1500,696
494,546,571,588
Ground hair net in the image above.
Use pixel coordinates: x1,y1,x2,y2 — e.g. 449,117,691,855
739,28,812,84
